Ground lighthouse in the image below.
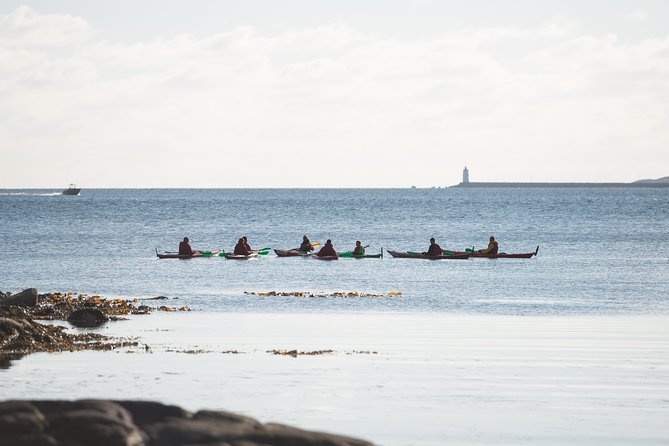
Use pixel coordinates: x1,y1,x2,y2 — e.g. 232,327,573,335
463,166,469,184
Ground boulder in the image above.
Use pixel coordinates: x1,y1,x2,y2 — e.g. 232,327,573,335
67,309,108,327
0,289,38,308
0,400,375,446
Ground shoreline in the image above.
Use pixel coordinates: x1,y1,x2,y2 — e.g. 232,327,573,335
2,290,669,445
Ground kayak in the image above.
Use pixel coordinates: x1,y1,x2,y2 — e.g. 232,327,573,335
311,254,339,261
338,250,383,259
156,249,220,259
387,250,471,260
469,246,539,259
223,252,259,260
274,249,311,257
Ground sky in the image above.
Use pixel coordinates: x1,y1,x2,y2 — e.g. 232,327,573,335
1,1,668,187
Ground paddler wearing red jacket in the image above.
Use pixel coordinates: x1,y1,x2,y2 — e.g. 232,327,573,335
424,238,442,257
242,236,252,251
178,237,195,256
233,238,251,255
479,236,499,255
316,239,338,258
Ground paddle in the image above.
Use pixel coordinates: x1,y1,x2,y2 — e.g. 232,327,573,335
258,247,271,256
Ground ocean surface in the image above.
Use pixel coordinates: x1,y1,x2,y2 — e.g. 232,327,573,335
1,188,667,315
2,188,669,446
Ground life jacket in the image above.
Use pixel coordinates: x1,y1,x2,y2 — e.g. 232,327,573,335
234,243,250,255
353,245,365,255
178,241,194,256
317,244,337,257
426,243,442,256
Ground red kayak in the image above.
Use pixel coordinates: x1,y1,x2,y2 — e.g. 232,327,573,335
274,249,311,257
156,249,220,259
311,254,339,261
387,250,471,260
469,246,539,259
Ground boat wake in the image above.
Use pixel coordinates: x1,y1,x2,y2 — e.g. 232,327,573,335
0,192,62,196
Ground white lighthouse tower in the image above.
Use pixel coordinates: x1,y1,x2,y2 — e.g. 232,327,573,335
462,166,469,184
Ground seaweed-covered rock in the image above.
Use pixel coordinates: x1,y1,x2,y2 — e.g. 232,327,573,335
0,289,38,308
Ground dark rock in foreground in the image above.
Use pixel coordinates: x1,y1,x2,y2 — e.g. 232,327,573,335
0,289,38,308
0,400,374,446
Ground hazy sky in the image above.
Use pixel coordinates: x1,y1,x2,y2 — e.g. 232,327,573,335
1,1,668,187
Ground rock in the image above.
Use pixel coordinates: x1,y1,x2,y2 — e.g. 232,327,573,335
115,401,191,426
67,309,108,327
0,400,375,446
0,289,38,308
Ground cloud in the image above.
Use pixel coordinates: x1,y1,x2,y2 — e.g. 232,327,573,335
1,6,668,186
626,9,648,21
0,5,90,46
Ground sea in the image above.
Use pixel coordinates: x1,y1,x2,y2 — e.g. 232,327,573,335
1,188,668,445
0,188,667,315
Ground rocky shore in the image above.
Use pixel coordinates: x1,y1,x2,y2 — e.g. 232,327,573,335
0,288,187,367
0,399,373,446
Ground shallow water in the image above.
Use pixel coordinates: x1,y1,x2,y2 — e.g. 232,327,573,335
3,313,669,445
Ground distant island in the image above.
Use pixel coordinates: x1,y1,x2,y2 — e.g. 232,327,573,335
451,167,669,188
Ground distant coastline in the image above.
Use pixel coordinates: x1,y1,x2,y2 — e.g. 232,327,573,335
452,181,669,188
451,169,669,188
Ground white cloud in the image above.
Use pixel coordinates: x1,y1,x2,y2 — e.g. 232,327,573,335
0,6,668,186
626,9,648,21
0,5,90,46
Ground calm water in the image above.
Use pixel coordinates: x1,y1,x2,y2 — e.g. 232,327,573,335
1,188,667,315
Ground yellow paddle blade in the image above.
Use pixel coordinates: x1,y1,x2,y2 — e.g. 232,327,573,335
312,242,321,247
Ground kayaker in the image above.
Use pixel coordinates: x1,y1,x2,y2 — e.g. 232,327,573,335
242,236,252,251
178,237,195,256
298,235,315,253
479,236,499,255
233,238,251,255
423,238,442,257
353,241,366,256
316,239,338,258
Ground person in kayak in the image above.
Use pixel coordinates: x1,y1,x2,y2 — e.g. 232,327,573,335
479,236,499,255
298,235,315,253
178,237,195,256
353,241,366,256
423,238,442,257
242,236,252,251
316,239,338,258
233,237,251,255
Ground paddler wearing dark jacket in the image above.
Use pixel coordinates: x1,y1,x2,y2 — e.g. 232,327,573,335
242,236,252,251
298,235,314,253
353,241,366,256
424,238,442,256
178,237,195,256
479,236,499,255
316,239,338,258
234,237,251,255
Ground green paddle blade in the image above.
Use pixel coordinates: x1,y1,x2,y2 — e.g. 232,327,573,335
465,248,473,252
339,251,354,258
258,247,271,256
201,251,212,257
